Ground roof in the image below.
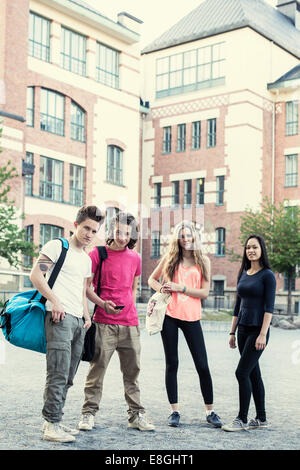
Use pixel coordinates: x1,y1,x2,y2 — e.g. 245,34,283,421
268,63,300,90
142,0,300,58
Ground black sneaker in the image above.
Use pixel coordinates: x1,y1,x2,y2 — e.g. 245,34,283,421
206,411,223,428
168,411,180,427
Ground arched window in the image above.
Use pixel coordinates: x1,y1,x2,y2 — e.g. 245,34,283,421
105,207,119,234
40,224,63,248
107,146,123,186
71,101,86,142
40,88,64,136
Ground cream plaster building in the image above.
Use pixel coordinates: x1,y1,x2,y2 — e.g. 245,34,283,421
139,0,300,309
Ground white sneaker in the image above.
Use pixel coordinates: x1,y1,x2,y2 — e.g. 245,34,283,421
42,421,79,436
42,421,76,442
222,417,249,432
128,413,155,431
78,413,95,431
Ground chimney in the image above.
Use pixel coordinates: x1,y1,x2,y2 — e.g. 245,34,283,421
276,0,300,29
117,12,143,35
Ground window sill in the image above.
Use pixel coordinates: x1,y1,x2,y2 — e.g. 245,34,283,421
25,194,83,206
105,181,126,188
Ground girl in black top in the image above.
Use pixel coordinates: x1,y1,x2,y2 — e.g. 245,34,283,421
222,234,276,432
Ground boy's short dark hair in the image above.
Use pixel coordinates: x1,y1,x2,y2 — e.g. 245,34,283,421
76,205,104,226
106,212,139,249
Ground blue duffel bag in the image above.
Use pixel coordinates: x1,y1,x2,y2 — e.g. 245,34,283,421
0,238,69,354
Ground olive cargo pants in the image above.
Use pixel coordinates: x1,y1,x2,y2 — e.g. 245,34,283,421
43,312,86,423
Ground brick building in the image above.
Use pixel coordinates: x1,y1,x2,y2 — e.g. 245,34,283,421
1,0,300,310
0,0,142,292
139,0,300,310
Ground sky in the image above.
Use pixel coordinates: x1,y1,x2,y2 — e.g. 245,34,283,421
83,0,278,48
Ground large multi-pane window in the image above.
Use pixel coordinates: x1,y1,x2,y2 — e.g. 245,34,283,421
26,87,34,127
25,152,34,196
216,175,225,205
40,89,64,136
96,42,119,89
184,179,192,206
39,156,63,202
207,118,216,148
70,164,84,206
192,121,201,150
177,124,186,152
286,101,298,136
40,224,63,247
162,126,172,153
216,227,225,256
71,101,85,142
285,154,298,187
172,181,180,206
151,231,161,258
61,27,86,76
28,12,50,62
154,183,161,208
107,146,123,186
196,178,205,205
156,42,225,98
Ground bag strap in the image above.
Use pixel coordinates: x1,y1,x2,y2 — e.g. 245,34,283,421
93,246,108,314
30,237,69,305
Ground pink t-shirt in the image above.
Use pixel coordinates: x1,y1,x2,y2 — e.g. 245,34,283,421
89,245,141,326
166,264,203,321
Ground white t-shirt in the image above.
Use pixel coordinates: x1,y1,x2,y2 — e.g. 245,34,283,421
41,239,92,318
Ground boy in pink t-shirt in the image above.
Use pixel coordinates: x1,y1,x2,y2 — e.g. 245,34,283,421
78,212,155,432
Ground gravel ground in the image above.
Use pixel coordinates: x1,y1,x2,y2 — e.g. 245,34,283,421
0,317,300,454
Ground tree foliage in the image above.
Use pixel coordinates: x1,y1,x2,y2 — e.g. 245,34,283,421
0,147,38,267
228,197,300,314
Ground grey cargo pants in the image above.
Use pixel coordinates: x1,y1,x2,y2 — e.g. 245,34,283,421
42,312,86,423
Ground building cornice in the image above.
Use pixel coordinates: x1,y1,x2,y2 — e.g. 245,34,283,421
36,0,140,44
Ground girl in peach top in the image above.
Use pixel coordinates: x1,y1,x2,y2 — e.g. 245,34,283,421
148,221,222,428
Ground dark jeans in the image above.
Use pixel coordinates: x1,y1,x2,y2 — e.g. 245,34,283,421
236,325,270,423
161,314,213,405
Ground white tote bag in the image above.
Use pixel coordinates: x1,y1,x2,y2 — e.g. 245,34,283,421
145,292,171,335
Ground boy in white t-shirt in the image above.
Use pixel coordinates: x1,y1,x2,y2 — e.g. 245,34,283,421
30,206,104,443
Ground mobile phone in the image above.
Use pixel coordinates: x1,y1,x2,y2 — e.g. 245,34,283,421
115,305,125,310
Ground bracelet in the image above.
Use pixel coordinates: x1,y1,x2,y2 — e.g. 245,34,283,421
229,332,236,336
182,286,187,294
160,286,163,293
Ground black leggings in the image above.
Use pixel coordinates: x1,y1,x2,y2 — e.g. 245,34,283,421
160,314,213,405
236,325,270,423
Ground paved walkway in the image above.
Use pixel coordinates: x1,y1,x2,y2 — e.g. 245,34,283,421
0,319,299,452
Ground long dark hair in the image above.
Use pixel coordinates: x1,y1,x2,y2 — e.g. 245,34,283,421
237,234,271,282
106,212,139,250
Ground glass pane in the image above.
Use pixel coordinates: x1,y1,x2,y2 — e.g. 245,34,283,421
170,53,183,71
197,63,211,82
157,57,169,74
183,67,196,85
184,50,196,68
170,70,182,88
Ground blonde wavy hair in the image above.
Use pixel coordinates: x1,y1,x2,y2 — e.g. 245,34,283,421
162,221,209,282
